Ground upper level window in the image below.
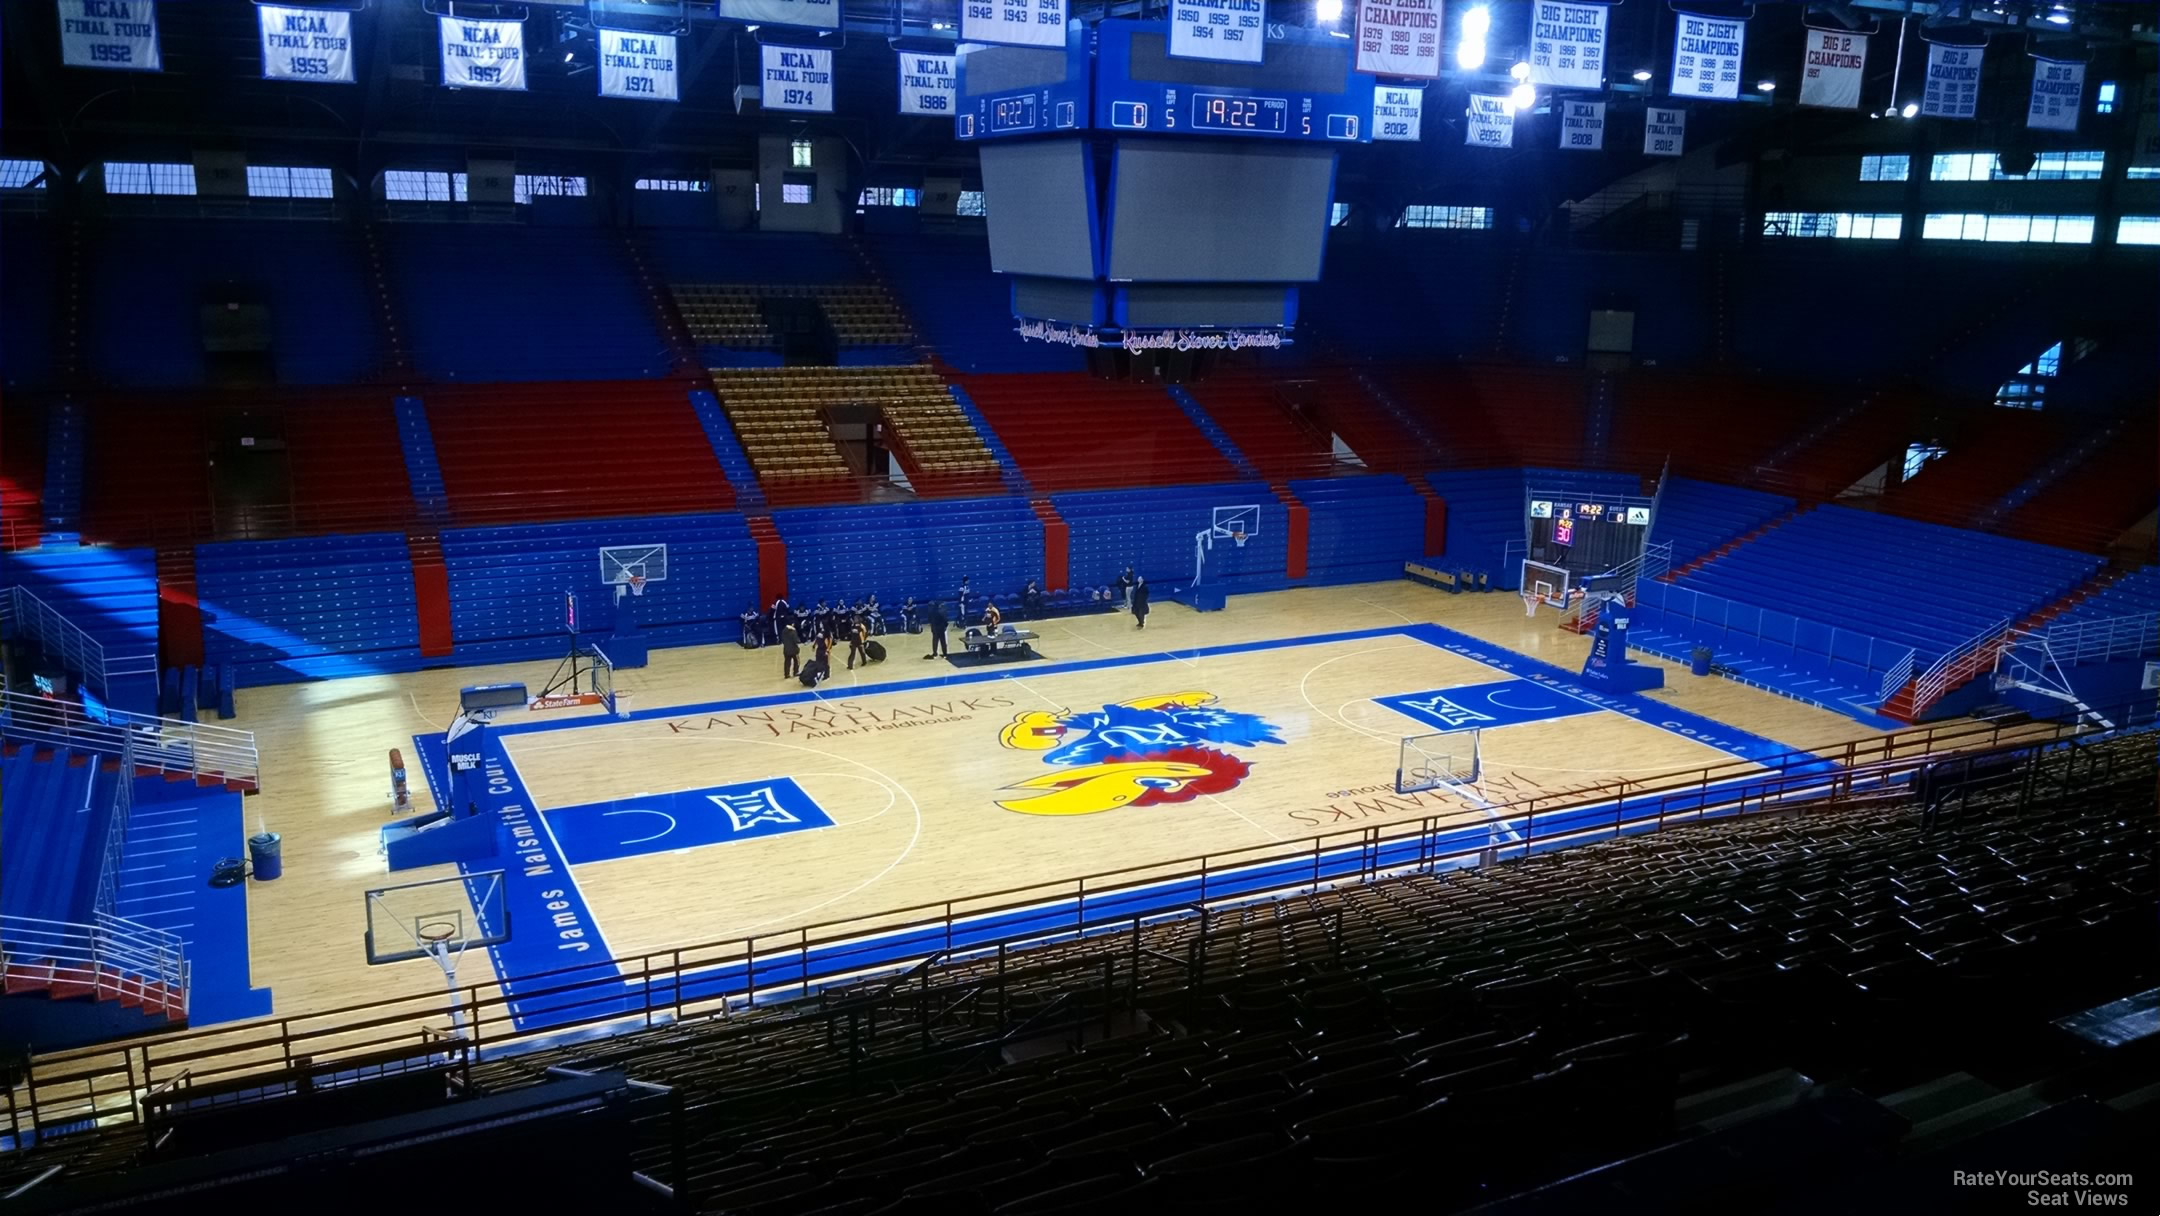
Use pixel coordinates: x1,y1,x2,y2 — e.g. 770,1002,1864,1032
104,162,196,196
956,190,986,217
0,159,47,190
1761,212,1902,240
1399,205,1492,230
246,166,334,199
636,178,708,192
1858,154,1909,182
790,139,814,169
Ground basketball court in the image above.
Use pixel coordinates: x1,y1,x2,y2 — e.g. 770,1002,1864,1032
221,574,1902,1030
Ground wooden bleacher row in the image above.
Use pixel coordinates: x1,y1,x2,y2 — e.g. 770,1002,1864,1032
709,369,1000,495
672,283,914,348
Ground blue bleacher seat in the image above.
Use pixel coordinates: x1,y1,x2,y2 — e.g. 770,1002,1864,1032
196,533,425,686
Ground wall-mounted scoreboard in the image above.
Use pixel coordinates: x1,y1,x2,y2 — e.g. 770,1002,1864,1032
955,26,1090,141
1095,22,1375,142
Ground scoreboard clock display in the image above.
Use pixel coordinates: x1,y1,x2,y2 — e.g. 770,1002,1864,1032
1095,20,1374,142
955,26,1089,141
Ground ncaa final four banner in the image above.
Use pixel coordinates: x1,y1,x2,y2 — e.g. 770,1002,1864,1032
718,0,842,32
58,0,160,72
1171,0,1265,65
1356,0,1442,80
963,0,1067,49
598,29,679,101
1465,93,1514,148
1373,85,1423,141
439,15,526,90
897,51,956,115
1559,98,1605,150
1921,41,1982,118
762,43,834,112
1798,28,1866,110
1644,105,1686,156
2027,56,2085,132
258,5,353,83
1527,1,1606,90
1671,11,1744,101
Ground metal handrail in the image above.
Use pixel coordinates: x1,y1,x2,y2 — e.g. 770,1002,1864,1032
0,586,161,698
1878,648,1917,704
1911,615,2017,715
0,911,189,1018
0,690,261,792
1560,541,1673,631
2039,612,2160,667
93,736,137,918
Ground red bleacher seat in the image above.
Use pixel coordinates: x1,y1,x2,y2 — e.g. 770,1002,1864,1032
425,381,732,524
1609,373,1825,484
1184,373,1336,480
1,398,44,548
961,374,1238,492
283,389,417,534
1883,408,2068,530
84,397,209,545
2000,412,2158,553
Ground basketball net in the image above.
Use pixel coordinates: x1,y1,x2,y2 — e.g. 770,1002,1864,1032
1230,530,1248,548
616,574,647,603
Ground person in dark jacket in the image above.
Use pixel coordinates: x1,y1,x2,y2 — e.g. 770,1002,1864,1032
1116,567,1135,610
1022,580,1045,618
925,599,950,659
739,604,762,649
900,596,919,634
780,621,801,679
1131,576,1150,629
846,615,869,670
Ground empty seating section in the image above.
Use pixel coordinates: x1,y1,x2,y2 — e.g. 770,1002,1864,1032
280,391,416,533
1675,506,2101,663
1885,408,2067,529
388,225,667,381
195,533,423,685
1304,374,1439,473
707,368,865,505
2001,413,2159,551
775,498,1043,608
866,367,1003,498
439,739,2154,1214
964,375,1239,492
2052,564,2160,630
1762,389,1926,498
816,285,912,346
83,219,379,387
1290,475,1426,584
0,746,119,925
1,216,55,390
1,545,160,712
442,513,757,661
669,285,770,348
1429,468,1638,581
83,399,208,544
1649,477,1794,567
1053,483,1286,591
1610,374,1825,483
1183,374,1336,479
1378,365,1585,468
867,233,1082,373
424,381,731,523
1,399,43,546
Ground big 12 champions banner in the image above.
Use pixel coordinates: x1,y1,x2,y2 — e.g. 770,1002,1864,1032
898,51,956,115
1671,11,1744,101
1921,41,1982,118
1171,0,1265,64
1798,28,1866,109
439,15,526,90
259,5,353,82
1356,0,1442,80
1527,1,1606,90
599,29,678,100
2026,57,2084,132
58,0,161,71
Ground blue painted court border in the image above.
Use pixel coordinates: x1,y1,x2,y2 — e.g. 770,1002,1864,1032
416,621,1845,1031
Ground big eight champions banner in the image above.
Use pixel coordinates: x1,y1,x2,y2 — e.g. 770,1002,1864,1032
1356,0,1442,79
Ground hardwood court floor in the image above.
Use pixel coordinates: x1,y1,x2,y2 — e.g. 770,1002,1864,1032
233,582,1897,1021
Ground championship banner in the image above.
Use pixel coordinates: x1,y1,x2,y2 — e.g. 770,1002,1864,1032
1671,12,1743,101
598,28,678,100
962,0,1067,49
1798,28,1866,109
1465,93,1514,148
439,15,526,91
1373,84,1423,141
259,5,352,82
1172,0,1265,64
717,0,841,32
1560,98,1605,150
1921,41,1982,118
1527,1,1606,90
1644,105,1686,156
1355,0,1443,80
58,0,160,72
898,51,956,115
761,43,834,112
2026,57,2084,132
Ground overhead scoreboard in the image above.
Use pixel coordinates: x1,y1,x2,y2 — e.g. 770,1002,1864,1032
1094,21,1374,143
956,27,1089,141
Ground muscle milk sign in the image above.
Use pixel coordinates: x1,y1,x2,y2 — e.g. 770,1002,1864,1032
898,52,957,115
1921,42,1982,118
1172,0,1265,64
1798,28,1865,109
59,0,160,72
599,29,678,101
1356,0,1443,80
963,0,1067,49
1560,98,1605,150
1527,1,1606,90
259,5,352,83
2027,57,2084,132
439,16,526,91
762,44,834,112
1373,85,1423,141
1671,12,1743,101
1465,93,1515,148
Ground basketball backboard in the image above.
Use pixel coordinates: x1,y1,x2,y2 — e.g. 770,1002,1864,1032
599,543,668,587
364,870,510,965
1211,505,1261,541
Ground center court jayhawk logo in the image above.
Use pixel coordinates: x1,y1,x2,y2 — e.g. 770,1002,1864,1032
994,691,1284,816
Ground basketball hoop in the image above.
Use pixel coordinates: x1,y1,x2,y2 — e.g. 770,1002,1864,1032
626,574,647,597
1521,591,1542,618
1230,530,1248,549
